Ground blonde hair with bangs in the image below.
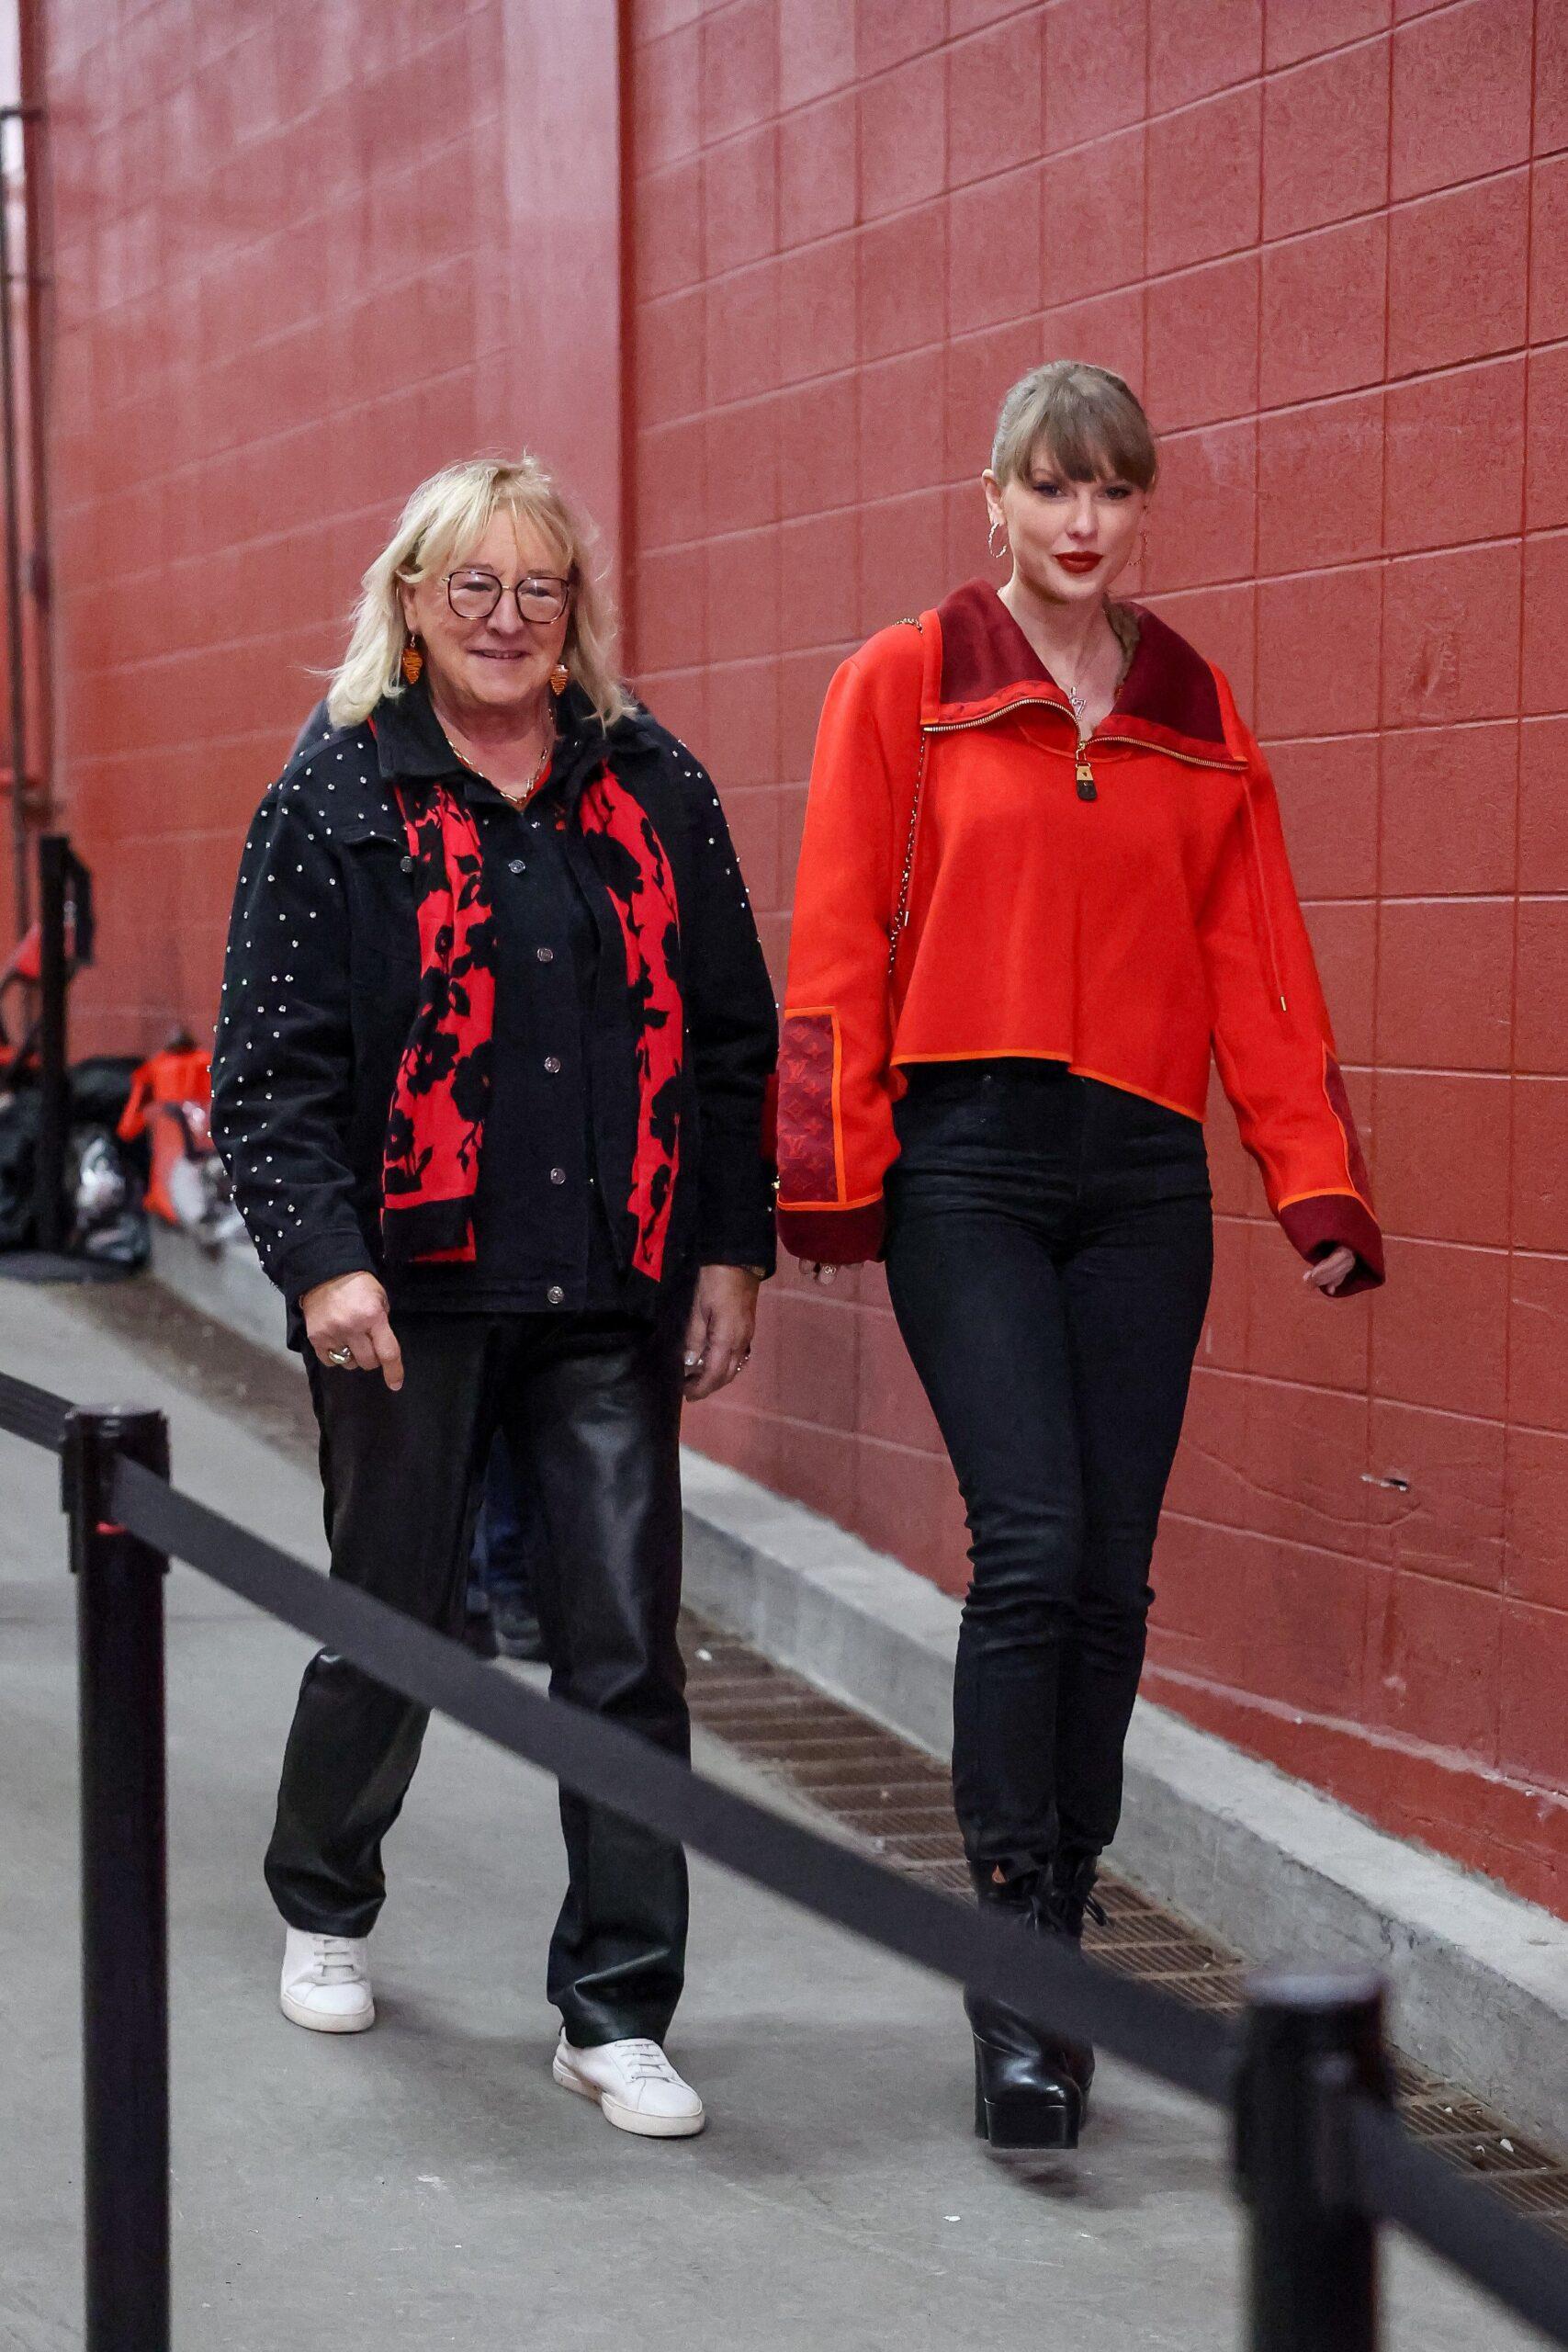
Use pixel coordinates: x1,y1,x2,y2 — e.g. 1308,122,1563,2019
327,454,632,731
991,362,1159,493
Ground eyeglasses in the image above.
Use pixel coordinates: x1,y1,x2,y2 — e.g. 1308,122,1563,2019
445,569,573,624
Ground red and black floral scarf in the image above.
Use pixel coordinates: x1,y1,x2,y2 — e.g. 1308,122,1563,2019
578,768,684,1279
379,763,684,1280
380,782,499,1263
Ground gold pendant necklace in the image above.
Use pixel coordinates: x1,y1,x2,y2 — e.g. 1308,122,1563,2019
496,738,553,806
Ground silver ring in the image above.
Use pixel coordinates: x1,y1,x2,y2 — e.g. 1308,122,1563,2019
326,1346,353,1366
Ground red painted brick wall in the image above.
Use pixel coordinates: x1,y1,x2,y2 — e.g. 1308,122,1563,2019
631,0,1568,1913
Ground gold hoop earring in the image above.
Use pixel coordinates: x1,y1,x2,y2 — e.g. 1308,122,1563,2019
987,517,1006,560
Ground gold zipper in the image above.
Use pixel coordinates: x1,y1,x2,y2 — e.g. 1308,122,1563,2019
1094,732,1247,773
920,700,1246,806
922,696,1067,737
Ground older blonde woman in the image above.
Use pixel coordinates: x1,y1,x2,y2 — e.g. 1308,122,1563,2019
212,456,776,2138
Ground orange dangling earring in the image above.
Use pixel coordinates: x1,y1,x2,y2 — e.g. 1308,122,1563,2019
400,635,423,685
548,660,570,696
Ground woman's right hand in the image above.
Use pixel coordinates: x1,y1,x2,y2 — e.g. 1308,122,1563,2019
804,1261,839,1285
301,1272,405,1391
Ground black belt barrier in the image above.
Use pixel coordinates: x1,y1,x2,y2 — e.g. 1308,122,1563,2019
0,1365,1563,2352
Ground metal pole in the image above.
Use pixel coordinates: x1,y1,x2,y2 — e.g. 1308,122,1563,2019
1234,1965,1389,2352
0,107,30,938
34,826,66,1250
14,87,54,842
62,1406,173,2352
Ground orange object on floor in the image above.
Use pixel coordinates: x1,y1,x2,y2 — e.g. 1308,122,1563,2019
118,1044,214,1223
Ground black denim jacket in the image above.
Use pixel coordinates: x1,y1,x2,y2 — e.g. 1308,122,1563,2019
211,684,778,1344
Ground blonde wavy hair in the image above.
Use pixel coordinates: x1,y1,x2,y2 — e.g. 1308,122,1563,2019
326,454,632,731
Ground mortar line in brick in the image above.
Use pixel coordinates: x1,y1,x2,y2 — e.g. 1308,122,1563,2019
669,161,1556,316
1196,1360,1509,1422
729,1408,946,1461
1501,0,1544,1456
1142,1657,1568,1796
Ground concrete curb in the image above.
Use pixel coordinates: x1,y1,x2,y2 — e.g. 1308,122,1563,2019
150,1226,1568,2145
682,1446,1568,2150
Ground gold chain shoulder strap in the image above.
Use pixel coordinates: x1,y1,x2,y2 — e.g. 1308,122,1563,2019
887,617,926,980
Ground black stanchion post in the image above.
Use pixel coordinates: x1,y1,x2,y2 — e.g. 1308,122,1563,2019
62,1406,173,2352
1235,1965,1390,2352
35,829,69,1252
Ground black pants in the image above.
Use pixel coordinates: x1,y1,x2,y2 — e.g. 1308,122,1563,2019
884,1066,1213,1879
265,1303,691,2048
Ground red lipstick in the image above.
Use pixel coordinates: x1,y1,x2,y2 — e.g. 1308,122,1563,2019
1055,552,1102,574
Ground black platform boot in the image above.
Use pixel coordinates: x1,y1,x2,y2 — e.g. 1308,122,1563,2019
1042,1848,1107,2102
966,1865,1085,2151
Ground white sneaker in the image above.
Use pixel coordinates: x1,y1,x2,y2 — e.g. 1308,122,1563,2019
552,2032,706,2138
279,1927,375,2033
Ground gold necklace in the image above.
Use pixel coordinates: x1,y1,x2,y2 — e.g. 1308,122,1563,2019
494,739,553,805
431,695,553,803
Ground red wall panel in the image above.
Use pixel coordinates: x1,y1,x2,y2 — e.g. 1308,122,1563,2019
629,0,1568,1914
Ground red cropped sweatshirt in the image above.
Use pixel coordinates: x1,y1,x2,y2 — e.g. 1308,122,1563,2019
776,581,1384,1296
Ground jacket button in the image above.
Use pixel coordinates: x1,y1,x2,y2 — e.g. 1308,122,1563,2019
546,1284,565,1306
549,1166,567,1185
543,1055,561,1073
508,857,526,875
400,854,414,873
536,944,554,963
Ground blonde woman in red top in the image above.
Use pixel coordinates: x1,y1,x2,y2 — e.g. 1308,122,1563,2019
776,363,1382,2150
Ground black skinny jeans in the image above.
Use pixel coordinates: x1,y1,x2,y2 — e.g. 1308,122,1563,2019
265,1299,691,2048
884,1065,1213,1880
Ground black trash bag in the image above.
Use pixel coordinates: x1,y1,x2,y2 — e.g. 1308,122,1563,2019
69,1054,139,1126
0,1088,39,1250
70,1054,149,1183
68,1124,150,1270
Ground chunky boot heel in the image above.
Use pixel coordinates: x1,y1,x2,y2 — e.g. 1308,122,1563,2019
973,2036,1082,2148
964,1856,1097,2150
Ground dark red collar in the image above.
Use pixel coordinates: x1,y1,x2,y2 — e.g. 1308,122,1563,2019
931,580,1237,763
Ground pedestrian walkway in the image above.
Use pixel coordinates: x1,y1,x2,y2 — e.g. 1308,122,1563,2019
0,1278,1544,2351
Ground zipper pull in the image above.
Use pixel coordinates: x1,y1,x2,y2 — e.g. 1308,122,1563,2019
1076,746,1097,802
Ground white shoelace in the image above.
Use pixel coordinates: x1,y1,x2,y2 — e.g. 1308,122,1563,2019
310,1935,363,1984
615,2038,678,2085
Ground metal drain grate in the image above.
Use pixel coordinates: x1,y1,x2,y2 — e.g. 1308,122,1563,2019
683,1617,1568,2240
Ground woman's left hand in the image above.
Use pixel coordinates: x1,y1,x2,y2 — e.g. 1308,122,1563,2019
1303,1245,1358,1298
682,1264,762,1400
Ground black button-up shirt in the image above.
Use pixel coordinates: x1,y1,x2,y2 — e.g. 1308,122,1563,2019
377,687,635,1317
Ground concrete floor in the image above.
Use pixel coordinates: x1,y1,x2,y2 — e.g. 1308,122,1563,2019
0,1277,1549,2351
